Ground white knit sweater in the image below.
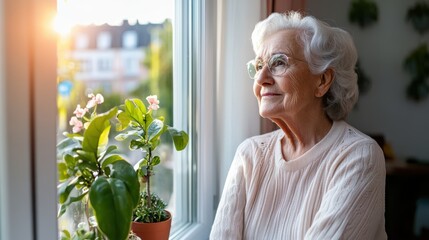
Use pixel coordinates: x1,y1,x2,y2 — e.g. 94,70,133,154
210,121,387,240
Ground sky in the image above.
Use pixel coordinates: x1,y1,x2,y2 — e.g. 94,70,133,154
55,0,173,34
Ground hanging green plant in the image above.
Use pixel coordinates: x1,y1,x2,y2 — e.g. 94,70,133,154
406,1,429,34
403,43,429,101
349,0,379,28
356,60,371,94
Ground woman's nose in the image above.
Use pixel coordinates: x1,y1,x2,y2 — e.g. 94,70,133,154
255,66,274,85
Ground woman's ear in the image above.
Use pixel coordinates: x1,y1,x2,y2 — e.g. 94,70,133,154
315,68,334,97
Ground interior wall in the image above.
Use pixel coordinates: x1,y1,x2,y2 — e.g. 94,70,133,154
307,0,429,161
216,0,261,191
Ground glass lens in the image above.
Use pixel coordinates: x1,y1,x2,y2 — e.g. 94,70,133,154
269,54,288,76
247,54,290,79
247,61,257,79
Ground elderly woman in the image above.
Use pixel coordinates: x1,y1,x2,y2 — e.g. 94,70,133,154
210,12,386,240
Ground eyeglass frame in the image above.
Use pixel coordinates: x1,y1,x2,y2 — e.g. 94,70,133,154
246,53,307,79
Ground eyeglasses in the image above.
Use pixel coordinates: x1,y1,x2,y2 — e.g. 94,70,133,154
246,53,306,79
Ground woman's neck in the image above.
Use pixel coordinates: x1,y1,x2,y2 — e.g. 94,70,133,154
272,113,333,161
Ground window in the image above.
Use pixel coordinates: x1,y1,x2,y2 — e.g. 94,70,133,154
123,30,138,49
78,59,92,73
97,32,112,49
75,33,89,49
123,57,139,76
55,0,217,239
97,58,112,72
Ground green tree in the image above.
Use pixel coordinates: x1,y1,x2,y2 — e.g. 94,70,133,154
132,19,173,126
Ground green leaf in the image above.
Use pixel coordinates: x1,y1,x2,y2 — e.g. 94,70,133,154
129,98,147,115
76,150,97,164
168,127,189,151
57,191,88,218
57,162,70,182
116,111,131,131
101,155,124,169
60,230,71,239
125,99,146,126
89,177,134,240
62,132,84,142
101,145,118,156
115,130,141,141
106,161,140,208
98,145,118,163
147,119,164,141
150,138,161,150
136,158,149,169
145,111,154,128
129,139,145,150
64,154,76,169
58,179,77,204
82,107,118,156
151,156,161,166
58,204,68,218
57,137,81,154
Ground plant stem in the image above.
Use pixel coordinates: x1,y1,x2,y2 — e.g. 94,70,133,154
146,147,152,208
84,200,93,231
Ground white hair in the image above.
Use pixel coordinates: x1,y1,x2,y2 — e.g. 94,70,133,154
251,11,359,120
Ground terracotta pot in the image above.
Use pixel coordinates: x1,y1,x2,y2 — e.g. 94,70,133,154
131,211,172,240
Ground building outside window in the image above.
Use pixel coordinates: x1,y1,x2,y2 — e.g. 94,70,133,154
96,31,112,49
75,33,89,49
123,30,138,49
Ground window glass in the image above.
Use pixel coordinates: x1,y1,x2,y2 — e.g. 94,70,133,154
96,32,112,49
123,30,138,49
75,33,89,49
55,0,180,236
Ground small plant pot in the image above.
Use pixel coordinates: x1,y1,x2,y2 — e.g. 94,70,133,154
131,211,172,240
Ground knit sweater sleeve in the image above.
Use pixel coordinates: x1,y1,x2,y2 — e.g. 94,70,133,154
210,142,249,239
305,141,387,240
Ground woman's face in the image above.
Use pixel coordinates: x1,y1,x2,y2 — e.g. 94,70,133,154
253,29,322,121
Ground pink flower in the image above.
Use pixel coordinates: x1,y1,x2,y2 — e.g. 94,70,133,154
69,116,83,133
86,93,104,109
73,104,88,118
146,95,160,111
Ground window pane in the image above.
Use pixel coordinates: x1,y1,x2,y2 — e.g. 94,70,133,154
55,0,181,237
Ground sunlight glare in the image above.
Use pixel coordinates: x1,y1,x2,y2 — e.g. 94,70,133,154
53,14,73,36
55,0,173,32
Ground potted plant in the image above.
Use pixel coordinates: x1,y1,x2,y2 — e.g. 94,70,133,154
114,95,189,240
57,93,141,240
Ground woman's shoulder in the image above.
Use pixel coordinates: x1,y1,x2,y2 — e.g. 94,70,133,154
336,121,380,149
333,121,385,166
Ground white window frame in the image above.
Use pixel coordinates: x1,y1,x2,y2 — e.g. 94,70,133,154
170,0,217,238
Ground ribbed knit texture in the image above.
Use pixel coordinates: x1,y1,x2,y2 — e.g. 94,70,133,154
210,121,387,240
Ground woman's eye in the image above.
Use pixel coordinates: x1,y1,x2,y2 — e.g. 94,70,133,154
271,58,286,67
256,62,264,71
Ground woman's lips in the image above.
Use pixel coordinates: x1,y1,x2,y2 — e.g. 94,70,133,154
261,93,280,97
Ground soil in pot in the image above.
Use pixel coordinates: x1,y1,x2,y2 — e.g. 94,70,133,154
131,211,172,240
